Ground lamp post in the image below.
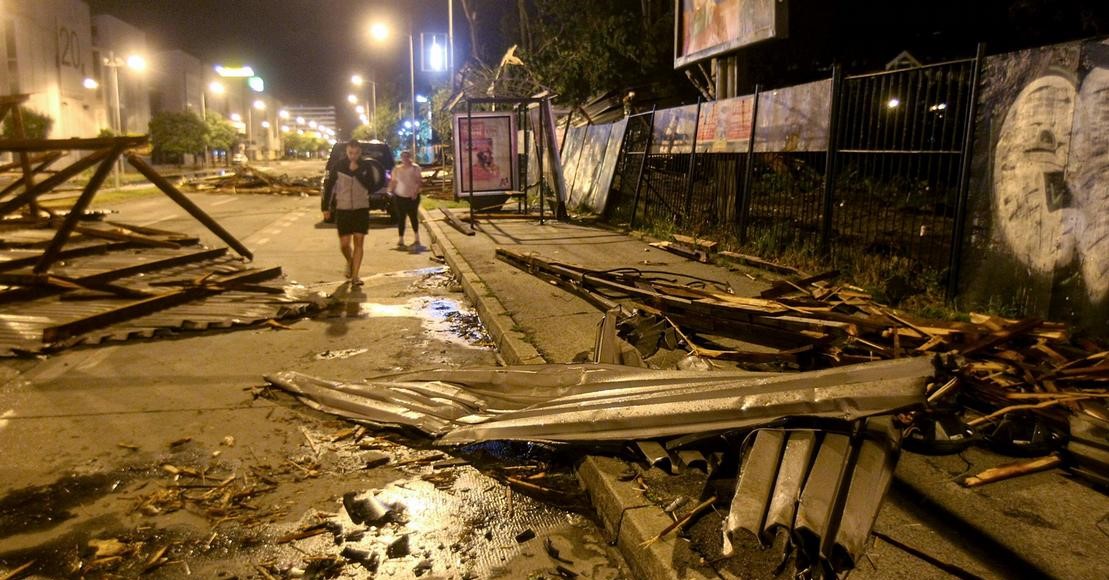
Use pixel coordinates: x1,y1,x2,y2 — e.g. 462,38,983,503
249,99,266,160
102,51,145,189
351,74,378,139
370,21,416,154
200,80,225,166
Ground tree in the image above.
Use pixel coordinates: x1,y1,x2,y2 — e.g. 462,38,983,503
521,0,678,105
284,131,328,158
1,107,53,139
149,111,206,164
204,111,237,153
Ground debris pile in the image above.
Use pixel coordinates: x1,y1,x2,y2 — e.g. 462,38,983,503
0,104,320,354
183,165,319,195
495,248,1107,458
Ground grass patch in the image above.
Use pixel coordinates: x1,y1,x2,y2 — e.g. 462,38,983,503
39,186,163,211
420,196,469,211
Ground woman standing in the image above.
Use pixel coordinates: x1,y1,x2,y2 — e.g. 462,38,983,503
388,150,423,248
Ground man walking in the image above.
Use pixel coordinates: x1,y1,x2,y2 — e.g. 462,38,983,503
322,140,377,285
388,150,423,248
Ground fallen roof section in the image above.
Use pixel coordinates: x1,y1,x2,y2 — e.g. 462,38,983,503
265,356,933,443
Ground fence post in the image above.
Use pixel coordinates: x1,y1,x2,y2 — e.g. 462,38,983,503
682,97,703,226
738,85,760,244
820,64,844,256
630,107,656,229
946,43,986,301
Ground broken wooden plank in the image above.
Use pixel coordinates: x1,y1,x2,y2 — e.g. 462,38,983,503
718,251,808,276
759,270,841,299
41,265,283,343
125,153,254,260
962,454,1062,487
440,207,475,235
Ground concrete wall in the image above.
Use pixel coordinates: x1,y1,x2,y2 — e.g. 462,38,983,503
962,38,1109,333
0,0,102,138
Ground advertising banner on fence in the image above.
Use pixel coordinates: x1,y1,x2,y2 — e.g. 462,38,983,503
454,112,518,196
695,95,755,153
754,78,832,152
675,0,788,68
569,123,614,208
651,104,699,154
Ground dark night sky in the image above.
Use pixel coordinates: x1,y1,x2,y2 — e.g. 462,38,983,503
85,0,464,130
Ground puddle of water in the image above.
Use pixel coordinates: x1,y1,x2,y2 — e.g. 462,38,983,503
347,297,492,348
0,471,136,539
332,466,605,579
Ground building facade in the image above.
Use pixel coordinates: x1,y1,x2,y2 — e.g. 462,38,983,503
0,0,102,138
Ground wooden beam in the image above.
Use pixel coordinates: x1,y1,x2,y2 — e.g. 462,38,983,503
68,224,182,249
41,265,283,343
0,147,112,216
34,145,123,273
125,153,253,260
440,207,475,235
0,248,228,304
0,241,132,272
0,135,148,153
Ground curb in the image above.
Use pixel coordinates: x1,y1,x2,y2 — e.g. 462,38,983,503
420,207,718,578
420,208,544,365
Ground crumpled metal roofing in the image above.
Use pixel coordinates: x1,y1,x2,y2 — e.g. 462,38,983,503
265,356,932,444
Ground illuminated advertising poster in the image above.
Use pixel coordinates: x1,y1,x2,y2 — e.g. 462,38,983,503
454,113,518,196
651,104,699,154
754,79,832,152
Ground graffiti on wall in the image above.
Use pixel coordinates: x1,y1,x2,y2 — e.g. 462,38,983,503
991,40,1109,305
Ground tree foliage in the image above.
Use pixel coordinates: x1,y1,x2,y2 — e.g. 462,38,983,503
521,0,676,105
149,111,206,163
204,111,238,151
284,131,328,157
1,107,53,139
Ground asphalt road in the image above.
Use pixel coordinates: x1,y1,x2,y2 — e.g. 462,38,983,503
0,172,628,579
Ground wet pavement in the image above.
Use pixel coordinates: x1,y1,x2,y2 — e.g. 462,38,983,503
0,193,631,579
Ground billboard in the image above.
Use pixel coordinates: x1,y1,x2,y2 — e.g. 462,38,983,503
674,0,788,68
454,113,518,196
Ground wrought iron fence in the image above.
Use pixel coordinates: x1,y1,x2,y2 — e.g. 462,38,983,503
600,53,982,289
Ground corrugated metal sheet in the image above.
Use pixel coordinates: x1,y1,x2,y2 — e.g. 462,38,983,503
0,238,319,355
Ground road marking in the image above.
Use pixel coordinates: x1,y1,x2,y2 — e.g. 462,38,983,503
74,346,117,371
143,214,177,226
211,198,237,207
0,409,15,432
256,237,270,245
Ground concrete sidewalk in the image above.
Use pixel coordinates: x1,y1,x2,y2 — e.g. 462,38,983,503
420,207,1108,579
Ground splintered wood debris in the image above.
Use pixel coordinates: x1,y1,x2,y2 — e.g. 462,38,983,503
183,165,319,195
493,247,1107,436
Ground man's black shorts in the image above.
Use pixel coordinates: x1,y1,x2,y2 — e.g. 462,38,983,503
335,209,369,235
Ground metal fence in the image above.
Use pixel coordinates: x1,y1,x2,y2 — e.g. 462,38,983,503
601,52,982,290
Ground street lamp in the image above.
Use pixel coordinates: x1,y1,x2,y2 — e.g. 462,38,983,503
199,80,225,166
102,50,145,189
249,99,266,160
351,74,378,139
370,21,417,154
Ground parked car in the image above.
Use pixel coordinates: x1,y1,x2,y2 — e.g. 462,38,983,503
321,140,394,216
231,152,247,166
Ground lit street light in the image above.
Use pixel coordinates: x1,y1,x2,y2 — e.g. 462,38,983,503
370,20,416,154
103,50,146,189
199,80,225,166
351,74,378,139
